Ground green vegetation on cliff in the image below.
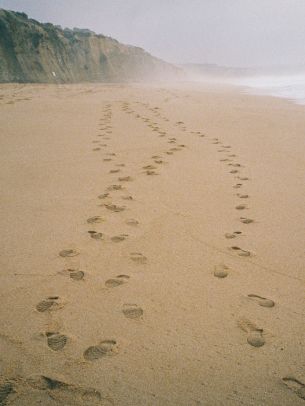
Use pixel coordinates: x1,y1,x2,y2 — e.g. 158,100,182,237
0,9,181,83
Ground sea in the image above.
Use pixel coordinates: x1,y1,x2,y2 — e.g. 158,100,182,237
233,74,305,105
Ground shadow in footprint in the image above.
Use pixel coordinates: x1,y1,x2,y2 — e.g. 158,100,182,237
282,377,305,400
26,375,105,405
0,382,14,404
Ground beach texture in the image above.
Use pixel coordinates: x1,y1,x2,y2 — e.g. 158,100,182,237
0,83,305,405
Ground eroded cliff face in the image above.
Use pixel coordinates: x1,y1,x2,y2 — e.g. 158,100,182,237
0,9,181,83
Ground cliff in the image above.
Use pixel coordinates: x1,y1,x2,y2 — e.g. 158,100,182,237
0,9,182,83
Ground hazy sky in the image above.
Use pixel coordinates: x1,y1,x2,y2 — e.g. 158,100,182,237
1,0,305,67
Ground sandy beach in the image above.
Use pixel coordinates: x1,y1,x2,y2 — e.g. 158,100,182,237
0,82,305,405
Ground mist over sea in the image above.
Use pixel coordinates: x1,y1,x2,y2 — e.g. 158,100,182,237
234,74,305,105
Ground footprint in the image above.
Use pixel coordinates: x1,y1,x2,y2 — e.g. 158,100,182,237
230,170,239,174
69,270,85,281
146,170,157,175
46,332,68,351
214,264,229,278
240,217,254,224
107,184,122,191
26,375,105,405
109,169,120,174
236,204,247,210
83,340,118,361
282,377,305,400
143,165,156,170
126,218,139,226
225,233,236,239
130,252,147,264
105,204,125,212
230,246,251,257
248,294,275,308
238,194,249,199
105,275,129,288
36,297,60,312
87,216,103,224
118,176,133,182
237,318,265,347
89,232,103,240
233,183,242,189
122,195,133,201
92,148,101,151
60,269,85,281
122,304,143,319
98,193,110,199
59,249,79,258
111,234,128,243
225,231,242,239
0,382,14,404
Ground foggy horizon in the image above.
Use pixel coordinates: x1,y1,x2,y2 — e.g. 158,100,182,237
1,0,305,68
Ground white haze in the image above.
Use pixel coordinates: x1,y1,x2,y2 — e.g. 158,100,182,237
1,0,305,103
0,0,305,68
235,75,305,105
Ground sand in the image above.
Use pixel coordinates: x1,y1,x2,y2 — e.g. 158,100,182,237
0,82,305,405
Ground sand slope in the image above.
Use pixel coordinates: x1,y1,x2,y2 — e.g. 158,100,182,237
0,83,305,405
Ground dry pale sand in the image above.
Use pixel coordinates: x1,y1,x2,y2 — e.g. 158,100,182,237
0,82,305,405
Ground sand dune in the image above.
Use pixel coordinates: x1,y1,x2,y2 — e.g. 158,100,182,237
0,82,305,405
